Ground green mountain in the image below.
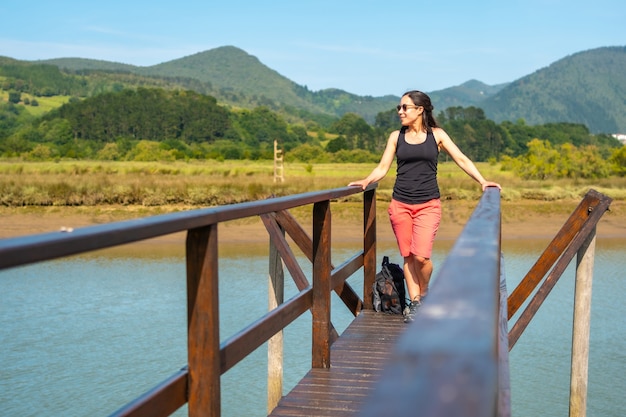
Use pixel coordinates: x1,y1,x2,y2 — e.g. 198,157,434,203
140,46,324,111
37,57,138,73
39,46,399,123
24,45,626,133
428,79,508,111
481,46,626,133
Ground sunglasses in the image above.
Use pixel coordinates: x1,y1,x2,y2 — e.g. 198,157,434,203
396,104,420,112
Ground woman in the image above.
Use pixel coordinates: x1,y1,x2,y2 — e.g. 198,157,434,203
349,90,501,322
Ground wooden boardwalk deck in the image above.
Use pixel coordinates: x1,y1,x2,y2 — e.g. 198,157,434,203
269,310,406,417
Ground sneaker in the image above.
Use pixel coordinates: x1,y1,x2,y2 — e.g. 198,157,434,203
403,299,421,323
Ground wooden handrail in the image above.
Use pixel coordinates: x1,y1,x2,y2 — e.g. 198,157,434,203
358,187,506,416
505,189,612,417
0,185,378,417
108,369,188,417
507,189,611,319
507,189,612,349
266,209,364,316
13,186,613,416
0,185,370,270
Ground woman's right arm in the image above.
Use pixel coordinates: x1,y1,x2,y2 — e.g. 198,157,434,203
348,131,399,190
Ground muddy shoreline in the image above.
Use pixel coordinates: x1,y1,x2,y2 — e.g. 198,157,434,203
1,201,624,244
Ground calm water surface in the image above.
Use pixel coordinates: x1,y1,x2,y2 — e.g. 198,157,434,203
1,237,624,416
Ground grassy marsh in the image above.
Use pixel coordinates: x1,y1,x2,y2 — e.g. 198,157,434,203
1,159,625,208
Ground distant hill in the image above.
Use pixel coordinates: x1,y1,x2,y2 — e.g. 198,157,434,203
140,46,323,111
37,57,138,73
481,46,626,133
428,79,508,112
40,47,398,123
26,45,626,133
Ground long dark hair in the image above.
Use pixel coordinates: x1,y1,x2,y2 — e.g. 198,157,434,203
403,90,438,132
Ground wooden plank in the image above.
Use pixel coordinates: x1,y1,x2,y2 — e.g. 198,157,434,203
109,368,188,417
220,289,312,373
330,253,364,316
273,209,314,262
261,213,340,343
273,209,363,316
261,213,309,290
268,310,406,417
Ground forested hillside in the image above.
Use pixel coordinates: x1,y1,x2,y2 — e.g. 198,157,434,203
482,46,626,133
38,47,398,123
1,47,625,181
428,80,508,112
34,45,626,133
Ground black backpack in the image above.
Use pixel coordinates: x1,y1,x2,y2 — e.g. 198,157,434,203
372,256,406,314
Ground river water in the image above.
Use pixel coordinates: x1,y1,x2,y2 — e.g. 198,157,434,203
1,237,624,416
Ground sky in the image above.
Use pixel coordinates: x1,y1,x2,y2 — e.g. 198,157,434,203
1,0,624,97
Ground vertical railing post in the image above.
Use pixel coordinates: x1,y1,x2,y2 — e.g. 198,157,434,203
267,223,285,413
311,200,332,368
569,227,596,417
362,187,377,310
186,224,220,417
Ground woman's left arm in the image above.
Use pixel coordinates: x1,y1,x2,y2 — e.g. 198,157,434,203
434,128,501,191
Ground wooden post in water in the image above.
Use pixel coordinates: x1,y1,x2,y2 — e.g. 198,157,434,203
267,224,285,413
569,227,596,417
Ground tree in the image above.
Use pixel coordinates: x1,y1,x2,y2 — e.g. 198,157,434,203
96,143,122,160
502,139,611,179
49,88,230,144
610,146,626,176
0,135,31,156
285,143,328,163
374,108,398,133
127,140,176,161
330,113,376,151
8,91,21,104
236,106,290,147
26,144,55,160
326,136,349,153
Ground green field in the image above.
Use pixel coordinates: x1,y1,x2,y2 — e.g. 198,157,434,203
1,159,625,209
0,88,72,116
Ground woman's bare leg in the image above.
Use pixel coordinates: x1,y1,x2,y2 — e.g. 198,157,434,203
404,254,433,301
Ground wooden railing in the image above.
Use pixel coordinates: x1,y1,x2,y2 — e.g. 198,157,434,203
0,184,379,416
358,186,508,416
357,188,611,417
506,189,612,417
1,185,609,417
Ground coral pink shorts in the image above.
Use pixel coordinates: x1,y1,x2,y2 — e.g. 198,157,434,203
388,198,441,258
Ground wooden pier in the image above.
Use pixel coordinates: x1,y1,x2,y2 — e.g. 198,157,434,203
0,185,611,417
268,311,405,416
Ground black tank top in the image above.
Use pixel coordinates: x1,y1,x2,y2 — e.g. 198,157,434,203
392,127,440,204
